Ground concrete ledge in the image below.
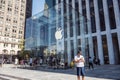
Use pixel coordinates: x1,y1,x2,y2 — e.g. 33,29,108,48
1,64,15,68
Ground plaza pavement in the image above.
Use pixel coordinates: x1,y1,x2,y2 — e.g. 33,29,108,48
0,64,120,80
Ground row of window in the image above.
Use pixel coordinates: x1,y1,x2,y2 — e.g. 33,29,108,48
0,0,5,4
0,3,25,15
63,0,120,38
4,34,23,39
0,0,25,4
3,43,21,48
0,37,19,42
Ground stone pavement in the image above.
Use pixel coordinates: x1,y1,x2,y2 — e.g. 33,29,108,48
0,65,120,80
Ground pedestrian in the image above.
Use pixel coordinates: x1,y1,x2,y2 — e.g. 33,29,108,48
97,58,100,65
88,57,94,70
93,57,97,65
29,57,33,67
15,57,19,68
39,58,43,65
74,51,85,80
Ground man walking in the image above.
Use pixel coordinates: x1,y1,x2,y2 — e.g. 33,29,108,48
89,57,94,70
74,51,85,80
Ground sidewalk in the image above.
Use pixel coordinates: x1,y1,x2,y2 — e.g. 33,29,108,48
0,64,120,80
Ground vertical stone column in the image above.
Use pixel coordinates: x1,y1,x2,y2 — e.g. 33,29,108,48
60,0,65,59
79,0,85,57
85,0,94,58
66,0,71,65
93,0,104,64
56,0,59,54
102,0,115,64
72,0,77,56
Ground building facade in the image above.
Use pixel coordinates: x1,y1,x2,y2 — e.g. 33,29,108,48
0,0,32,57
25,0,120,65
55,0,120,65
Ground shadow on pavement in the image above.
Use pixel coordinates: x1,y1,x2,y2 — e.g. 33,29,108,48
20,64,120,80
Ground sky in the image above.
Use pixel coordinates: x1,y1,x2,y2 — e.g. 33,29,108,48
32,0,45,16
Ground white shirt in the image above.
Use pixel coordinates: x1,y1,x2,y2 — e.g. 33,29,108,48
74,55,85,67
30,58,33,63
15,58,18,64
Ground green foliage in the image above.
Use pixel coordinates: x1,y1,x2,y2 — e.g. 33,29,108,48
17,50,31,59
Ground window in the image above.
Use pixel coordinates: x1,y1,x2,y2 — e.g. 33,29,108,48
90,0,96,33
21,0,25,3
64,21,67,38
4,33,9,37
8,7,12,12
107,0,116,29
4,43,8,47
12,34,16,38
78,39,81,46
13,26,17,28
12,29,17,33
70,22,73,37
5,28,7,31
11,44,15,48
98,0,105,31
8,0,12,7
19,31,23,34
118,0,120,12
70,40,74,60
18,45,21,49
102,35,109,64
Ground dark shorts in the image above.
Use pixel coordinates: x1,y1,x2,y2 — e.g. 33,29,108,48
76,67,85,76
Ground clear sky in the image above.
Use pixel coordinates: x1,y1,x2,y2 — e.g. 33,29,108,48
32,0,45,16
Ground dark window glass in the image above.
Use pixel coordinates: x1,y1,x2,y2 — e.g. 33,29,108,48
112,33,120,64
118,0,120,12
92,36,98,58
102,35,109,64
85,38,89,63
77,20,80,36
90,0,96,33
107,0,116,29
78,39,81,45
70,40,74,60
75,1,80,36
70,22,73,37
58,0,61,3
64,23,67,38
63,1,67,19
64,41,68,62
69,0,72,3
98,0,106,31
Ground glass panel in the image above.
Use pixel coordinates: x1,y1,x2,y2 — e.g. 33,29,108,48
25,1,89,64
92,36,98,58
90,0,96,33
102,35,109,64
118,0,120,12
112,33,120,64
98,0,106,31
107,0,116,29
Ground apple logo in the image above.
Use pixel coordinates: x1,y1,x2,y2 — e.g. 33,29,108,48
55,29,63,40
